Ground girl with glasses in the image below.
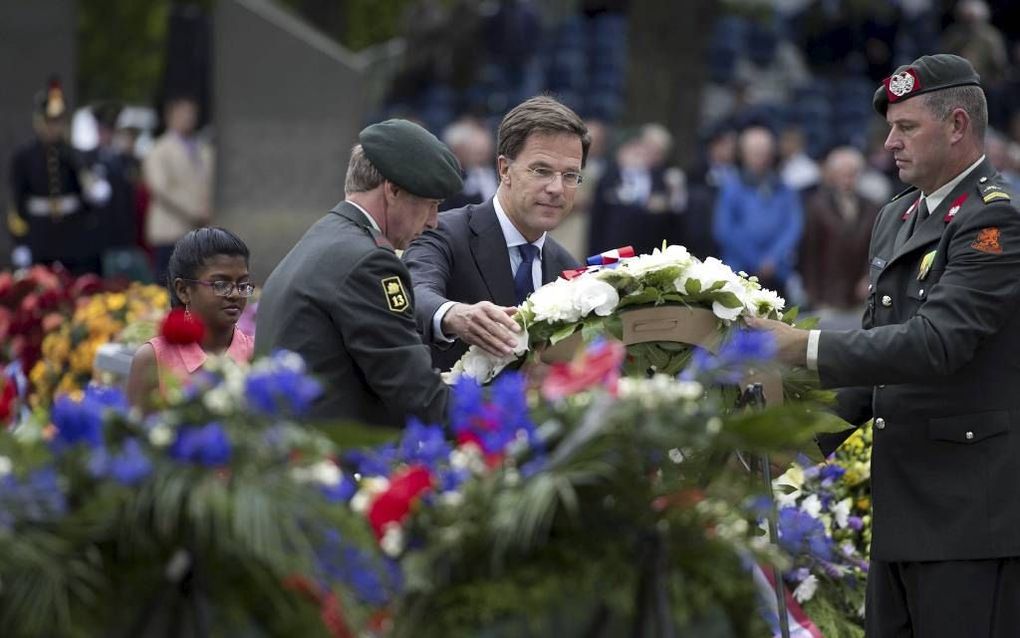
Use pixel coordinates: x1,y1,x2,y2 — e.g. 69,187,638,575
127,226,255,409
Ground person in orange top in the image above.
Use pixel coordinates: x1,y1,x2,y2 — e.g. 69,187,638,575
127,227,254,410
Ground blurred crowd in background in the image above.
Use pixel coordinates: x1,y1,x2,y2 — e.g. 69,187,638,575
11,0,1020,329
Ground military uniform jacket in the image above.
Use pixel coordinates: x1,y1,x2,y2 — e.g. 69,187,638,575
403,200,580,371
10,140,101,263
818,158,1020,562
254,202,448,428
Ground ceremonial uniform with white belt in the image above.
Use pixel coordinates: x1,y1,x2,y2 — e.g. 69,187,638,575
8,81,104,274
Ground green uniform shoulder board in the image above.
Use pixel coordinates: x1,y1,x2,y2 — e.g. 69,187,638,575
978,181,1012,204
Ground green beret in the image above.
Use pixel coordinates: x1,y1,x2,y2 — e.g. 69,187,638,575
359,119,463,199
873,54,982,116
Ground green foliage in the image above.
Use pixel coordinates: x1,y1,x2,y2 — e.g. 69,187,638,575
78,0,172,104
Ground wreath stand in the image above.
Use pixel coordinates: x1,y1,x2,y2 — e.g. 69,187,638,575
542,306,791,638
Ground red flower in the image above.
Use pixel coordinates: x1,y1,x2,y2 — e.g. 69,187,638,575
282,575,355,638
366,464,434,539
70,273,104,298
541,339,626,401
161,308,205,345
0,376,16,425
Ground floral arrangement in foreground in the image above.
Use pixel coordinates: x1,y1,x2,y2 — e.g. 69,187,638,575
451,244,790,383
772,422,874,638
0,331,844,637
0,349,356,637
327,335,838,637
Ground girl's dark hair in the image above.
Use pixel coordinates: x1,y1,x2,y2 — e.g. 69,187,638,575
167,227,250,308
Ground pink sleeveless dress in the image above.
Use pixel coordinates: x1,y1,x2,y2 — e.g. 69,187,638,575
147,329,254,387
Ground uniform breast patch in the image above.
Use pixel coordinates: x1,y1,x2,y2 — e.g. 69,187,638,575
971,227,1002,254
381,276,409,312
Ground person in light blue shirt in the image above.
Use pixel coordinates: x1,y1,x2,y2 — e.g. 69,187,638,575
712,125,804,294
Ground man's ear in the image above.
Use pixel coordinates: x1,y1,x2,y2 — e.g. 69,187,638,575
949,107,971,144
497,155,512,184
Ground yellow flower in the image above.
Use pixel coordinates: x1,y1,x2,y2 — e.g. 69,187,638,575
106,292,126,312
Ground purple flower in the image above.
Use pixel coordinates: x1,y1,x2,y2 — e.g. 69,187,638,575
108,438,152,485
847,515,864,531
819,463,846,487
170,422,232,467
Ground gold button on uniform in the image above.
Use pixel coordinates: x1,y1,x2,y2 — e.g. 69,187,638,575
875,417,886,430
881,295,893,307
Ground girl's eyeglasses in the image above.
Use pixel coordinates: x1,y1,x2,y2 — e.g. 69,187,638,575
182,279,256,297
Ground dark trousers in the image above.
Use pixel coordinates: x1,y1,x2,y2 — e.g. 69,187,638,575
867,557,1020,637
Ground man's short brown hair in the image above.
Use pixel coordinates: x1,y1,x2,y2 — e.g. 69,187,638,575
497,96,591,167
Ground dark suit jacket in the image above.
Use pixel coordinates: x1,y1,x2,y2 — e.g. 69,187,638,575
402,200,580,371
817,159,1020,562
254,202,447,428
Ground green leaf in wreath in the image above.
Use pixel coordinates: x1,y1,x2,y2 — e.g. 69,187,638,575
549,323,579,345
684,279,701,295
713,291,743,309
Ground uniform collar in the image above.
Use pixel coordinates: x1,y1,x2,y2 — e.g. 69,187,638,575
923,154,985,213
492,195,546,252
345,200,382,232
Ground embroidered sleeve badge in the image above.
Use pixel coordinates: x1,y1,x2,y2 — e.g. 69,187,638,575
381,276,409,312
971,227,1003,254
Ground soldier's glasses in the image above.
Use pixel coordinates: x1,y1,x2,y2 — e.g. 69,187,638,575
182,279,256,297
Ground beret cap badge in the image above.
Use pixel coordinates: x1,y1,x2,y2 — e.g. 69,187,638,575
885,68,920,103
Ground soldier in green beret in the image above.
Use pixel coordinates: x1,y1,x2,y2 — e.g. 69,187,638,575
752,53,1020,636
255,119,463,428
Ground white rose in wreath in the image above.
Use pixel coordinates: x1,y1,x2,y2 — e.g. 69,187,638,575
528,278,583,324
571,276,619,317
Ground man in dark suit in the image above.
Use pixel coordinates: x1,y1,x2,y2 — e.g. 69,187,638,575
255,120,463,428
752,54,1020,636
403,96,585,371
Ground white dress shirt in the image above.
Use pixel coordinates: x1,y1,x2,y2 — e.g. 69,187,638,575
432,195,547,342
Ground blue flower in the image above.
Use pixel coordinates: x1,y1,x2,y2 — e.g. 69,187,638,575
50,385,128,451
314,529,403,606
778,506,833,562
0,467,66,530
245,351,322,418
320,472,357,503
344,444,397,478
108,438,153,485
819,463,846,486
682,329,778,383
399,419,451,470
170,422,232,467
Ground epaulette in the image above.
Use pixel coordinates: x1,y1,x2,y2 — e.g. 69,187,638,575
889,185,919,202
976,177,1012,205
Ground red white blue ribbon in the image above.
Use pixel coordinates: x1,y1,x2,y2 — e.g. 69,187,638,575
562,246,636,280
